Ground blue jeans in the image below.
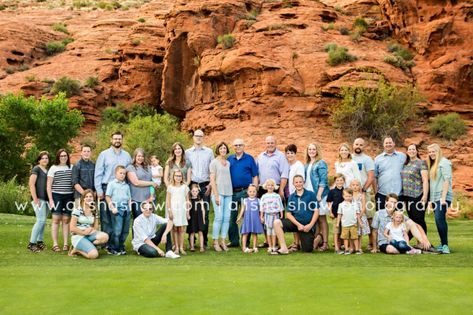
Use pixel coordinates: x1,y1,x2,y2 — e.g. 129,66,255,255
228,189,248,246
110,210,130,252
100,184,112,247
433,200,450,246
211,195,232,240
30,199,49,243
389,240,411,254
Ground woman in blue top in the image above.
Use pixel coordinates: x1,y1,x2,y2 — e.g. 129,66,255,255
304,143,329,251
427,144,453,254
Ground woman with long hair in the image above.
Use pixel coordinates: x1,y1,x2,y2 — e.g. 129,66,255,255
163,142,192,187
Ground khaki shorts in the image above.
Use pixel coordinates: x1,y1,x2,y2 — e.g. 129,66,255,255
332,218,340,235
341,225,358,240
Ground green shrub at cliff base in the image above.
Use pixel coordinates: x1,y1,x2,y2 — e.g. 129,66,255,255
217,34,235,49
429,113,467,141
325,43,357,66
331,80,422,142
0,93,84,182
51,76,81,97
0,178,32,215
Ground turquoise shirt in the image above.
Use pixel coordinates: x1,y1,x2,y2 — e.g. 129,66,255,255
429,157,453,202
106,179,131,212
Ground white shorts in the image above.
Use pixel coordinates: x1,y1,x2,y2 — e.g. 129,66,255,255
318,195,329,216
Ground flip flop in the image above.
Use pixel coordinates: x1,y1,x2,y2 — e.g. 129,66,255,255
277,249,289,255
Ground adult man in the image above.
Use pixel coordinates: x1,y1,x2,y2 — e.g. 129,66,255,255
185,129,214,247
72,144,95,208
227,138,259,247
94,131,132,246
371,193,433,254
273,175,319,253
256,136,289,199
374,137,406,211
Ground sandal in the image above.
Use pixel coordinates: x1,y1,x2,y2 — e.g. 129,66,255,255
318,242,328,252
220,243,229,252
37,241,46,251
68,246,77,257
243,248,253,253
289,245,300,253
252,247,259,253
277,249,289,255
214,243,222,252
63,245,69,252
189,247,195,252
199,247,205,252
51,245,61,252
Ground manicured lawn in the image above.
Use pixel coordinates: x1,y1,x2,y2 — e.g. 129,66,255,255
0,213,472,314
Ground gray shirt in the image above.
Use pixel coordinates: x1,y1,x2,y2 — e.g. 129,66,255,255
186,146,214,183
31,165,48,200
352,153,374,191
126,164,152,202
209,159,233,196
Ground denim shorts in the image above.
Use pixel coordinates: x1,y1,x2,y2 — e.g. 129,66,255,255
74,233,98,253
51,193,74,217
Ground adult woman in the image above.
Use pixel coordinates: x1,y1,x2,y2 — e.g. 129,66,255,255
334,143,361,188
400,144,428,233
127,148,157,220
47,149,74,252
28,151,50,252
427,144,453,254
69,189,109,259
285,144,305,197
304,143,330,251
210,142,233,252
164,142,192,187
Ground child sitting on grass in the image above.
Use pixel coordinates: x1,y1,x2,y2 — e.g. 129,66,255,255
384,210,421,255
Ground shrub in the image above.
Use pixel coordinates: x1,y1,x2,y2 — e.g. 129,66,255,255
452,192,473,219
45,41,66,55
5,67,15,74
137,17,146,23
52,23,69,34
0,5,6,11
193,56,201,67
62,38,74,45
72,0,91,9
388,42,413,61
331,80,422,142
325,43,357,66
353,17,368,32
245,9,259,20
25,75,39,82
339,27,350,35
383,55,415,70
0,178,32,215
131,39,141,46
50,76,81,97
429,113,467,140
321,22,335,31
217,34,235,49
18,64,29,72
84,76,99,89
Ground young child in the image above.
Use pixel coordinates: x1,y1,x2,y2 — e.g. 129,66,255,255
327,173,345,254
237,184,264,253
187,184,206,252
260,179,284,254
105,165,132,255
350,179,370,252
150,155,163,187
166,169,190,255
337,188,363,254
384,210,421,254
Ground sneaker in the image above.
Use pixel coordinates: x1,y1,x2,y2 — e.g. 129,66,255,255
27,243,40,253
441,245,450,254
120,250,127,255
165,250,180,259
356,250,363,255
336,250,344,255
344,250,351,255
36,241,46,251
436,244,443,251
107,248,120,256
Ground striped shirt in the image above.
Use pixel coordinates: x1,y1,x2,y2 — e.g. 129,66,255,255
47,165,74,194
71,208,95,233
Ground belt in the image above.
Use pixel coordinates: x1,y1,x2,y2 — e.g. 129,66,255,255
233,187,246,193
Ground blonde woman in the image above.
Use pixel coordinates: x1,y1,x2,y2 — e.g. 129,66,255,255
335,143,362,188
427,144,453,254
304,143,329,251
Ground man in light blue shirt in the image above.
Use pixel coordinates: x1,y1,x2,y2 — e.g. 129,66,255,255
185,129,214,247
94,131,132,245
374,137,406,211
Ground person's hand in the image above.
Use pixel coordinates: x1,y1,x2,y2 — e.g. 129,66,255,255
260,217,265,224
371,248,378,254
215,195,220,206
329,212,334,219
98,193,104,200
297,224,304,231
236,217,241,225
111,208,118,215
440,198,447,206
157,248,165,257
187,211,191,220
421,195,428,204
168,211,173,221
49,200,55,210
83,227,94,235
279,191,285,201
33,199,40,208
205,185,211,197
152,182,159,189
302,225,311,233
161,235,167,244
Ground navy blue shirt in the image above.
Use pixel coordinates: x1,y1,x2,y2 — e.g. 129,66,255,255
327,186,344,217
228,152,258,189
286,189,318,225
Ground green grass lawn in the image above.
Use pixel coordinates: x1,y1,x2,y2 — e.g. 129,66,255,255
1,213,472,314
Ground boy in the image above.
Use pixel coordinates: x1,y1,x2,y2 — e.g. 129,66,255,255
105,165,131,255
337,188,363,254
328,174,345,254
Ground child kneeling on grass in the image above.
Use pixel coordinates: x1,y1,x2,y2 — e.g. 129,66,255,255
337,188,363,255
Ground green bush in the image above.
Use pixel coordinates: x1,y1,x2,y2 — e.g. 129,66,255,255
0,178,32,215
353,17,368,32
45,41,66,55
217,34,235,49
452,192,473,219
84,76,99,89
429,113,467,140
50,76,81,97
137,17,146,23
339,27,350,35
325,43,357,66
321,22,335,31
388,42,413,61
331,80,422,142
384,42,415,70
52,23,69,34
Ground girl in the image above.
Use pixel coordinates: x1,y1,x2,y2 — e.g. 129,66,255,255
350,179,370,252
260,179,284,254
69,189,109,259
47,149,74,252
237,184,264,253
384,211,421,254
187,184,206,252
334,143,361,188
166,169,190,255
150,155,163,187
28,151,50,253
